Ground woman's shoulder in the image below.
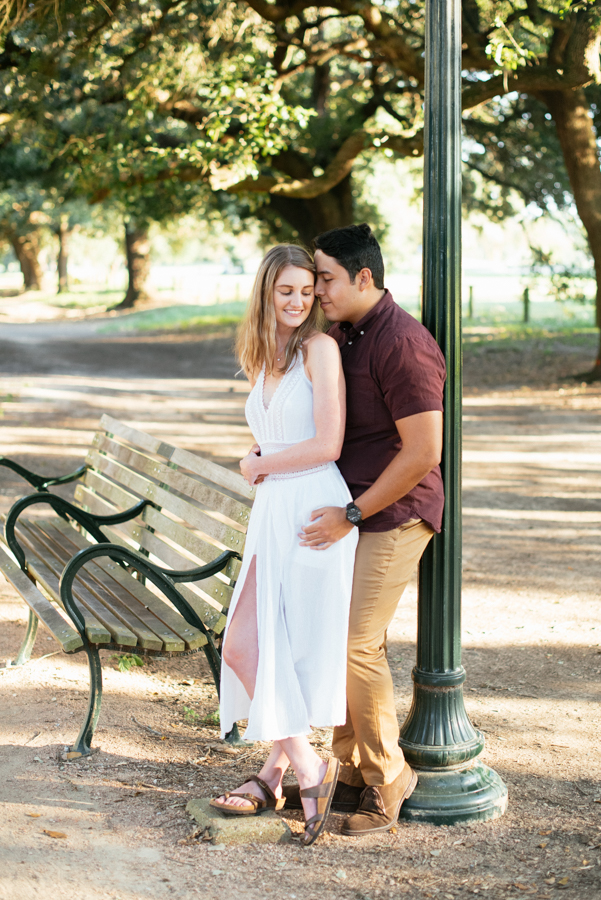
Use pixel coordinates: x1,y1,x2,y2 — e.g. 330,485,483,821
303,331,339,356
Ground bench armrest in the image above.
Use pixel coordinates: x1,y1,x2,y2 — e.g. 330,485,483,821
59,543,236,675
4,492,151,571
153,549,241,584
0,457,88,492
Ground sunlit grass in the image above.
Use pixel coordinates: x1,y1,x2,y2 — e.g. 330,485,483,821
98,302,247,333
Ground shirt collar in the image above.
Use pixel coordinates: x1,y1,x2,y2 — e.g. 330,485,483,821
339,289,393,339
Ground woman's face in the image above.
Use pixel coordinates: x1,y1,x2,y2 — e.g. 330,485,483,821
272,265,315,331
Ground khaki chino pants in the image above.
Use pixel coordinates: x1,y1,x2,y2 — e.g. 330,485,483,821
333,518,434,787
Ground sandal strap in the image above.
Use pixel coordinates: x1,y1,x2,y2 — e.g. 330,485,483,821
223,791,264,809
304,814,321,827
300,782,333,800
245,774,277,802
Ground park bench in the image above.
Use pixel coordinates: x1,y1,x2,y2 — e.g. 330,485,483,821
0,414,253,757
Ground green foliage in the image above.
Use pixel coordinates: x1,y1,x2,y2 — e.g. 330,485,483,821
527,244,596,307
201,710,220,726
182,706,220,726
182,705,201,723
463,93,573,220
0,1,309,220
109,652,144,673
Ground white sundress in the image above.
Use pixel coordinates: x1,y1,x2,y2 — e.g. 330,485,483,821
219,352,358,742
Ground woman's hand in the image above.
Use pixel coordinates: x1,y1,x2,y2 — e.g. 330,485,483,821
240,449,266,486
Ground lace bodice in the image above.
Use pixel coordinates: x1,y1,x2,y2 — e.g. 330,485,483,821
246,353,317,452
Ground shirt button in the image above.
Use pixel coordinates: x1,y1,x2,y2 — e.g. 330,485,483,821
348,341,353,345
360,331,364,335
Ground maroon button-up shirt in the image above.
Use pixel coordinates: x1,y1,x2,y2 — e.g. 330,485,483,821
329,290,446,533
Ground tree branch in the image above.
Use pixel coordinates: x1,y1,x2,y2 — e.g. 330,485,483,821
243,0,316,24
222,129,423,199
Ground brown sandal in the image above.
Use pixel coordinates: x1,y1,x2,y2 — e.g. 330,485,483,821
299,757,340,846
209,775,286,817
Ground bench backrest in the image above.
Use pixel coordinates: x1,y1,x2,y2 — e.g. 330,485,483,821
74,414,253,635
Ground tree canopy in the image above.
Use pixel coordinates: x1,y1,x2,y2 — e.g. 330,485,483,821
1,0,601,370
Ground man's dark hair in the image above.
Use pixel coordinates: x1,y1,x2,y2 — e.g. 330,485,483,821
313,223,385,289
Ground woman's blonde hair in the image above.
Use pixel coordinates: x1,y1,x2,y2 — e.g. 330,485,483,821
236,244,324,378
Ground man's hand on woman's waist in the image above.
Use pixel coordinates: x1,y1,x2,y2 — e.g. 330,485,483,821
300,410,442,549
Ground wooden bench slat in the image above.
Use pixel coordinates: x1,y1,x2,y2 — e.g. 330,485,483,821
139,505,242,582
11,527,111,644
93,433,251,528
85,449,246,553
18,523,137,647
76,479,239,602
31,520,167,652
79,471,242,581
100,414,254,500
176,582,227,635
0,545,84,653
132,527,234,610
48,520,206,651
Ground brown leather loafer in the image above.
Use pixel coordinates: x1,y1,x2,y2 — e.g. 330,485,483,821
283,779,365,813
340,763,417,835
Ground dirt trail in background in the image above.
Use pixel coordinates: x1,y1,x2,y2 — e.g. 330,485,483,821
0,324,600,900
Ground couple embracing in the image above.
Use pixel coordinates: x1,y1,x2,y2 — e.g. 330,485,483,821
211,224,446,846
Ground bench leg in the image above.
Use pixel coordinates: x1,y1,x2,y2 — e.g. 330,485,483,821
66,645,103,759
224,723,248,746
12,609,39,667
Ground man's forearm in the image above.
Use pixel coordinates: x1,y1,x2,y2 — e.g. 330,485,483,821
353,450,439,521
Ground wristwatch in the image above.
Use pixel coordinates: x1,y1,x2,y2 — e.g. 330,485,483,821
345,501,363,527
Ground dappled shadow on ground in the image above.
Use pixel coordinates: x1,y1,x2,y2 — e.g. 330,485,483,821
1,330,601,899
0,335,239,379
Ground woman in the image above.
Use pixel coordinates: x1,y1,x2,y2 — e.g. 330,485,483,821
211,244,358,846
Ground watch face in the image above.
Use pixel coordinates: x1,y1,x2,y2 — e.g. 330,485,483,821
346,504,362,525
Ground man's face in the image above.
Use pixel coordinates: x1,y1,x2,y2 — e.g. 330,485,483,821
314,250,361,323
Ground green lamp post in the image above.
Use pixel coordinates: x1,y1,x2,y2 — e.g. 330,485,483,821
398,0,508,824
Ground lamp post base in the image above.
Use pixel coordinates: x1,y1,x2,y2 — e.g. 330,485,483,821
399,761,508,825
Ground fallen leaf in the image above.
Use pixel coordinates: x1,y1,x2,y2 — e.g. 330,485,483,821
539,830,552,835
544,877,555,884
514,884,531,892
538,842,548,849
430,850,441,857
557,878,569,886
25,813,42,818
42,830,67,839
582,859,589,865
390,826,397,834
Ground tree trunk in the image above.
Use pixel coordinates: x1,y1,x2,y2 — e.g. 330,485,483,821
9,231,43,291
539,88,601,380
266,174,355,246
115,223,151,310
56,215,70,294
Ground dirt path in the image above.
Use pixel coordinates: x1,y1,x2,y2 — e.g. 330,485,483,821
0,323,600,900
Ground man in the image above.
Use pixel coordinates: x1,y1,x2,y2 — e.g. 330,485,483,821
289,223,446,836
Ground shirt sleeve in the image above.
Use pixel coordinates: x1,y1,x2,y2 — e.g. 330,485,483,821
378,332,446,421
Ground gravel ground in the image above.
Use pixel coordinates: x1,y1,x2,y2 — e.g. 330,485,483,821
0,320,599,900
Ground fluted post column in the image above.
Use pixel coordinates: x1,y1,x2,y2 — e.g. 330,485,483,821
397,0,508,824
